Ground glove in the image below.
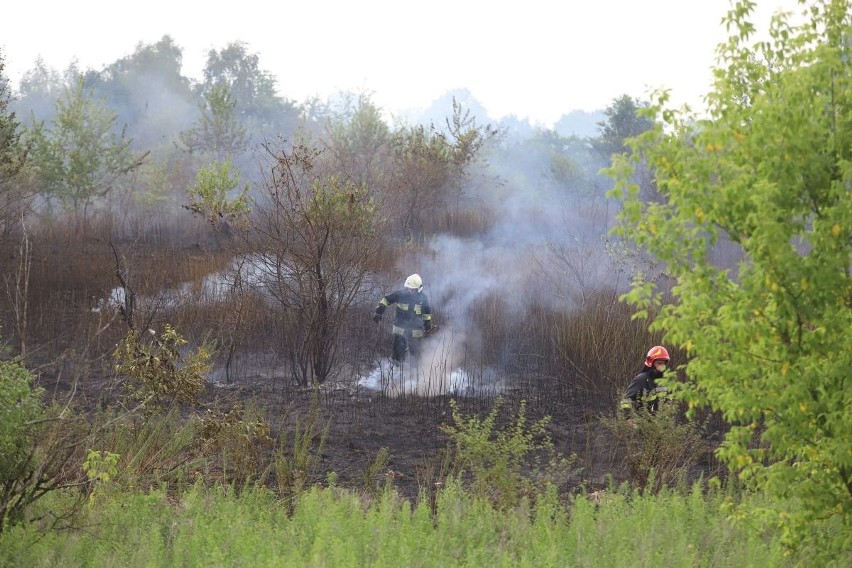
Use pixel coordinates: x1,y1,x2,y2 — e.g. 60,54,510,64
373,313,382,323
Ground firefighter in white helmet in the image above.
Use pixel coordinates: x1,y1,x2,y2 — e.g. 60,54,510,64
373,274,433,363
620,345,671,415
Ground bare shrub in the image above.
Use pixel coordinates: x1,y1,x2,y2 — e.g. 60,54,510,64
387,99,498,242
429,206,494,238
414,447,456,514
3,224,32,359
0,52,35,246
235,141,384,386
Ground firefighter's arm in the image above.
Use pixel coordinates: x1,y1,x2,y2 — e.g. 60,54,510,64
374,294,392,322
624,374,645,399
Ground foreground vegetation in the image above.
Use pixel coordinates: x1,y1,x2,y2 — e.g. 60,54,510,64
0,481,790,567
0,361,835,566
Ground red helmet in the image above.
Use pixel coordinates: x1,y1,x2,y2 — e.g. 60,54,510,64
645,345,670,367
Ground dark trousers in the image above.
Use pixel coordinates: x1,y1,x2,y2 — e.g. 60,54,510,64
392,331,421,362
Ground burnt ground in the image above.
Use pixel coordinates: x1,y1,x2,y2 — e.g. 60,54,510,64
203,367,626,502
32,329,719,503
27,329,727,506
14,237,724,504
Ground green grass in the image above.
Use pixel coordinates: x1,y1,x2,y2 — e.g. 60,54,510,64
0,481,792,568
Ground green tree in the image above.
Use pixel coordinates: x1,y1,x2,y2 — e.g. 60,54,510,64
389,122,452,240
389,98,497,241
12,57,69,124
200,42,301,140
591,94,655,159
81,37,200,212
201,42,278,115
26,77,148,230
593,94,658,204
183,158,252,230
0,49,32,242
178,83,248,163
88,36,196,149
607,0,851,560
324,93,392,191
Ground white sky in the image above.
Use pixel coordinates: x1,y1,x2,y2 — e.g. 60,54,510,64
3,0,800,127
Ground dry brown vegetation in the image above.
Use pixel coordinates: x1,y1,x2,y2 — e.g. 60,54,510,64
0,200,723,503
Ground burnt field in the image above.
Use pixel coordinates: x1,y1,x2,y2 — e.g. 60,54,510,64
204,368,622,500
3,219,724,501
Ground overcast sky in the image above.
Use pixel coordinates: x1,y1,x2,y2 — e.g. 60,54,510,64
3,0,800,127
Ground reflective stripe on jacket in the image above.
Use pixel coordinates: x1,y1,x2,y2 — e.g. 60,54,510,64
392,325,425,338
375,288,432,330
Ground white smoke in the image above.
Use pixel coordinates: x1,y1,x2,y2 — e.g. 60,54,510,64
356,334,503,398
369,139,623,393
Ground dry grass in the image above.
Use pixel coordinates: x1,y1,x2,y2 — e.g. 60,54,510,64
1,208,717,500
15,212,661,411
428,207,494,237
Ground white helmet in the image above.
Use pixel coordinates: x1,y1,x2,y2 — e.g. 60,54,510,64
404,273,423,292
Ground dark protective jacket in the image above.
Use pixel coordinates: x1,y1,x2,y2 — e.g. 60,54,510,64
374,288,432,332
622,364,668,413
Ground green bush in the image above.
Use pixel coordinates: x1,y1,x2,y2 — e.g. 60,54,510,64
0,360,44,480
272,394,329,505
113,325,213,411
0,359,46,529
602,403,710,492
197,403,273,487
441,397,577,509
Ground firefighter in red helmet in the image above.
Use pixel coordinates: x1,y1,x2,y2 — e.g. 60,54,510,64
620,346,671,415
